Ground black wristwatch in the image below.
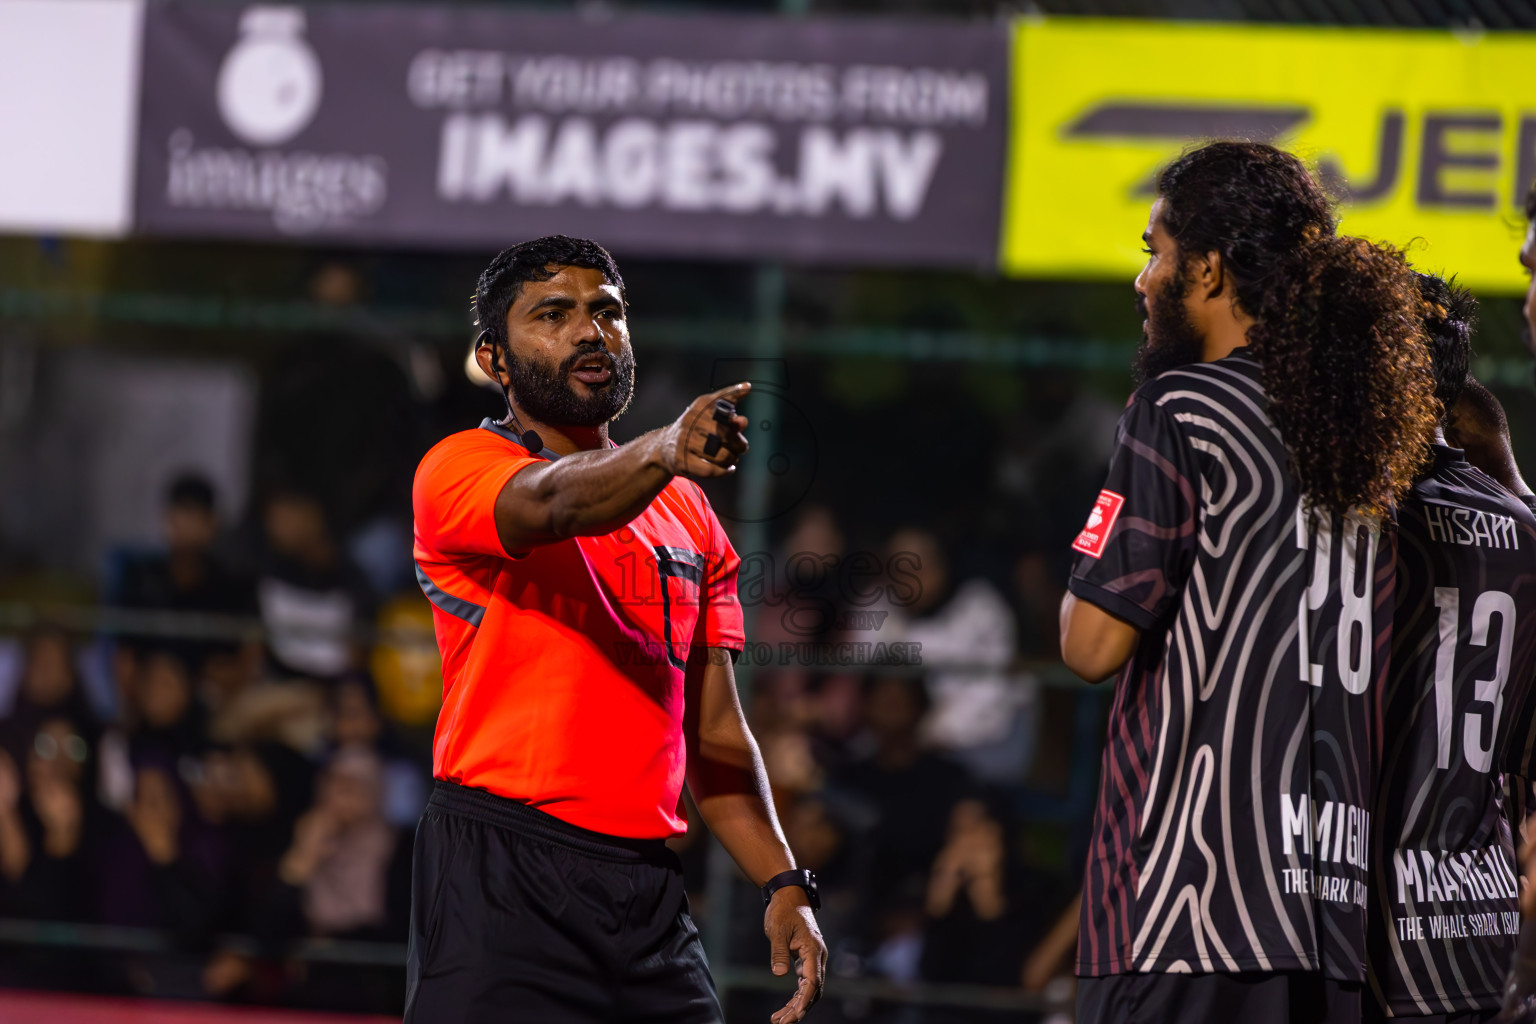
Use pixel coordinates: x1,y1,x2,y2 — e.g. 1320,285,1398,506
761,868,820,910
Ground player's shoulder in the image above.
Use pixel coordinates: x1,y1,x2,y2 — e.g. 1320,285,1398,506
651,475,722,539
1414,448,1536,525
1131,352,1265,411
659,474,714,516
419,421,527,472
413,422,533,506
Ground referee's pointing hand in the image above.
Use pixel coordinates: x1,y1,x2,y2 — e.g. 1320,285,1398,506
660,383,752,479
765,887,826,1023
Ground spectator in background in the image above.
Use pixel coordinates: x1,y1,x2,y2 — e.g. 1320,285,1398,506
327,675,427,827
97,755,229,943
919,796,1032,988
778,794,853,960
0,717,100,922
0,752,25,885
257,490,372,681
253,267,421,599
367,594,445,736
0,627,97,762
881,527,1035,784
1013,548,1068,660
756,504,848,657
750,505,866,794
827,673,972,978
128,648,207,762
189,743,314,894
193,742,316,1000
263,748,410,942
234,746,410,1012
992,368,1121,555
116,473,258,671
97,646,209,813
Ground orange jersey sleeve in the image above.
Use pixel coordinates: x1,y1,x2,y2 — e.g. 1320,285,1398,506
413,429,539,561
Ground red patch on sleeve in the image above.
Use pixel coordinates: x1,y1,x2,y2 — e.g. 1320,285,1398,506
1072,490,1125,558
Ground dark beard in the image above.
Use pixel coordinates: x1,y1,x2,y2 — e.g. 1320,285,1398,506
506,342,636,428
1132,260,1205,387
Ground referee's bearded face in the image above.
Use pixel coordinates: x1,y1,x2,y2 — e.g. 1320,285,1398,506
497,265,636,428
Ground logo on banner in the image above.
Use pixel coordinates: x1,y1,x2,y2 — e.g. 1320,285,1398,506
136,5,1008,259
1002,20,1536,292
1072,490,1125,559
217,7,323,146
162,5,386,234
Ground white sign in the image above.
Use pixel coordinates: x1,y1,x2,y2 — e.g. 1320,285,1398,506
0,0,143,237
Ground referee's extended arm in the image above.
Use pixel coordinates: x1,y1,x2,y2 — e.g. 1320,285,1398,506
684,648,827,1024
491,383,752,554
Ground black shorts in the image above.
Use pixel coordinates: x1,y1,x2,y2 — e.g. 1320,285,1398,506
1077,972,1363,1024
403,781,722,1024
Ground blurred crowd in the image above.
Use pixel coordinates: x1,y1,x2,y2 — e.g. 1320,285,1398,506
0,463,1095,1016
0,473,431,1010
687,504,1087,1014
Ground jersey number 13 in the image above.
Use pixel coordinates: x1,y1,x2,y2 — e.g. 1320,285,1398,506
1431,586,1515,773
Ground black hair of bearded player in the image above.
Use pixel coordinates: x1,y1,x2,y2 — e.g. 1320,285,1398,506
1157,141,1438,518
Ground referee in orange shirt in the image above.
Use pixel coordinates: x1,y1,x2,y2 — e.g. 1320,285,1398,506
406,236,825,1024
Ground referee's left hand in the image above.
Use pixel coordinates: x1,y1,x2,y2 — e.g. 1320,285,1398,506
765,888,826,1022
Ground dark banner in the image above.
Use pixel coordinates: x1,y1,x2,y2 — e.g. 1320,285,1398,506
134,4,1008,267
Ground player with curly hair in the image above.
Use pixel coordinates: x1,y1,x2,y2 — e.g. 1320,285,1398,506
1365,274,1536,1024
1059,141,1440,1024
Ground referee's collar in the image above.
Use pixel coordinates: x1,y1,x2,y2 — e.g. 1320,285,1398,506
479,417,562,461
478,418,621,461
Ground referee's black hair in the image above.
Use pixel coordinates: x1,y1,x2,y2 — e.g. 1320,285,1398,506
472,236,625,360
1415,271,1477,416
1526,176,1536,223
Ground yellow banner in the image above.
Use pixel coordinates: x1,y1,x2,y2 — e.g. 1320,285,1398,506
1003,20,1536,293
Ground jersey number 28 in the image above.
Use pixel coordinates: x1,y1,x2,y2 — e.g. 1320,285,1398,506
1298,509,1380,695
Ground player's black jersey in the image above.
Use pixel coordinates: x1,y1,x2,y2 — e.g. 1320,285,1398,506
1367,445,1536,1017
1070,352,1394,981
